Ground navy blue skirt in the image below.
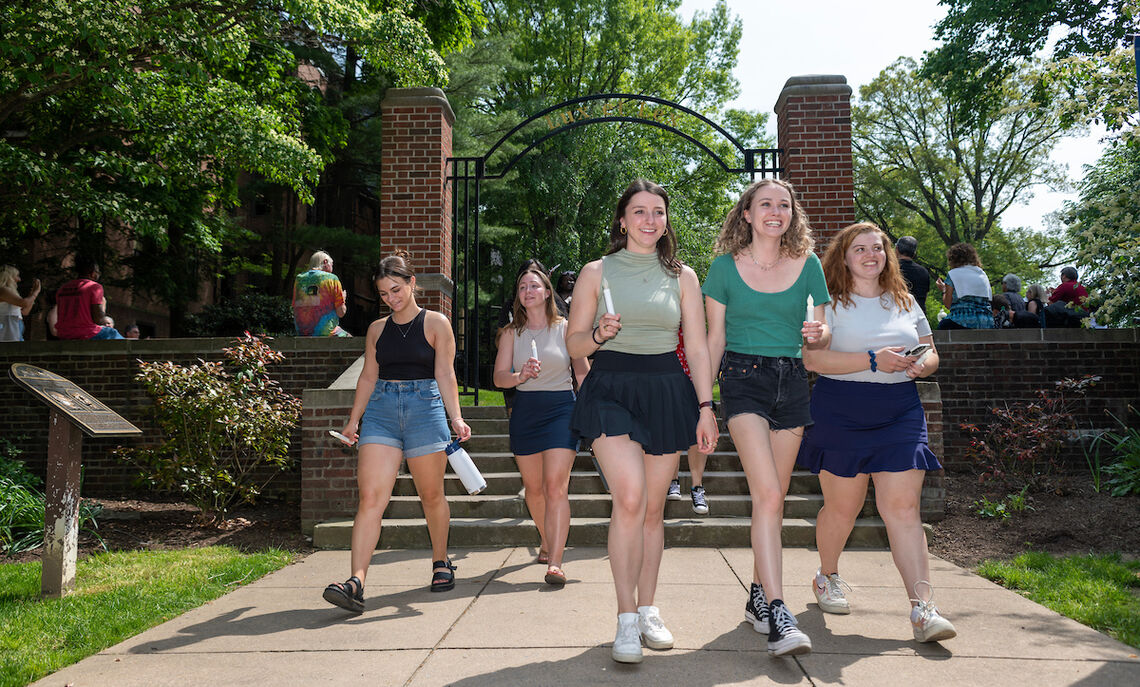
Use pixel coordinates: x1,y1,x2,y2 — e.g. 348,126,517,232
570,351,698,456
798,376,941,477
509,389,579,455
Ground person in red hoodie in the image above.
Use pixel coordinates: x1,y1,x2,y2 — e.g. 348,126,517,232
55,256,123,340
1048,266,1089,308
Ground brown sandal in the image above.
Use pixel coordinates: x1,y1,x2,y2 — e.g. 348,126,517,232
544,565,566,586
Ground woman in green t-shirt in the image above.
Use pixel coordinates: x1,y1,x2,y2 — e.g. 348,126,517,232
704,179,830,657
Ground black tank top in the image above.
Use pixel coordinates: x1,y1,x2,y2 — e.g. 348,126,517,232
375,309,436,379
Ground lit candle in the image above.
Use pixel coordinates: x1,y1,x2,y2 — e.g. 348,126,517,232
806,294,814,322
530,339,539,361
602,278,615,315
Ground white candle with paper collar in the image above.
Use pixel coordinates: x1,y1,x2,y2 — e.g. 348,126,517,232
806,294,814,322
601,277,615,315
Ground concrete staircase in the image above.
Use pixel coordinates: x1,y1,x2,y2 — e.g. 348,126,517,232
311,404,889,549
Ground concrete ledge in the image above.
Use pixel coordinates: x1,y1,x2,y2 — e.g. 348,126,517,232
381,87,455,125
775,75,852,113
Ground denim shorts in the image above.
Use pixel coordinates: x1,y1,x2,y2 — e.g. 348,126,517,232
359,379,450,458
718,351,812,430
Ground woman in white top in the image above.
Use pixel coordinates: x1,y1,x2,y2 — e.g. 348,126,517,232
801,223,956,644
494,267,589,585
0,265,41,342
936,242,993,329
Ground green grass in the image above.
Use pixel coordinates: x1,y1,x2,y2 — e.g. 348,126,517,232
0,547,294,687
459,386,504,406
977,551,1140,649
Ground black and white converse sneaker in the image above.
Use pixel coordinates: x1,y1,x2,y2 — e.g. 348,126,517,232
767,599,812,657
690,485,709,515
744,582,770,634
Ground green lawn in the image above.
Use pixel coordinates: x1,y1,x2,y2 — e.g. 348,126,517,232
977,551,1140,649
459,386,504,406
0,547,294,687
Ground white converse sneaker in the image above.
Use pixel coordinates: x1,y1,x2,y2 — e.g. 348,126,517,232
812,569,852,614
637,605,675,650
910,581,957,643
767,599,812,657
666,479,683,501
612,612,643,663
744,582,770,634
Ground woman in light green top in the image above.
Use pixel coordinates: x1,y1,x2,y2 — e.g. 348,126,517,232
567,179,718,664
703,179,830,657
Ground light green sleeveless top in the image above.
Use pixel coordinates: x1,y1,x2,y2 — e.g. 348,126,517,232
594,249,681,355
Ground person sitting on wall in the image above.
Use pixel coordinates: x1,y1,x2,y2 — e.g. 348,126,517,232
55,256,124,340
992,294,1012,329
1044,267,1090,328
896,236,930,315
124,323,141,339
293,251,351,337
1001,274,1027,315
0,264,41,342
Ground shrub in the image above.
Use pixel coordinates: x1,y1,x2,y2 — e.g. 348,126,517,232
1092,406,1140,497
185,293,294,337
119,333,302,521
0,476,103,556
0,436,40,489
962,375,1100,489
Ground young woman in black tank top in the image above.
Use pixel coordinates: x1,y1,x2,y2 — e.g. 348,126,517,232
322,253,472,614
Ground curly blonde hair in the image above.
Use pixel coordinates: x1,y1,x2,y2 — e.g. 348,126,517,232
821,223,913,312
715,179,813,257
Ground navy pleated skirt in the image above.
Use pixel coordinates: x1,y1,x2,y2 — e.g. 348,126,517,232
570,351,698,456
798,376,941,477
509,389,579,455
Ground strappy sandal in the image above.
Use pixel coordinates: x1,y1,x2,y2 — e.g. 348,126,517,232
544,565,567,586
536,549,551,565
431,559,456,592
323,575,364,613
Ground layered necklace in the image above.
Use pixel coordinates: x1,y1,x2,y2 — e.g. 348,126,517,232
747,247,783,271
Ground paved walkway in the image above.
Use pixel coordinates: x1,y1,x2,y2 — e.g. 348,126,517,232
33,548,1140,686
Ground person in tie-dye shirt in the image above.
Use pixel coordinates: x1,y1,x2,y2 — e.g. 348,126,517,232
293,251,350,336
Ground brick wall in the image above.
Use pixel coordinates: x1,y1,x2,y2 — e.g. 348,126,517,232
300,389,358,531
774,75,856,252
933,328,1140,469
0,338,363,499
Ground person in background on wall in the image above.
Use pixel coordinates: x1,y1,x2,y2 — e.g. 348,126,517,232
1001,274,1027,315
800,222,956,645
124,323,141,339
935,243,993,330
666,326,710,516
55,256,124,340
1017,284,1047,328
556,270,577,307
992,294,1013,329
895,236,930,315
294,250,351,337
0,265,41,342
493,267,589,586
1049,266,1088,308
322,251,472,614
566,179,718,664
703,178,829,658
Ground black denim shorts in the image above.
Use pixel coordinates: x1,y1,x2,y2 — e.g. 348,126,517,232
718,351,812,430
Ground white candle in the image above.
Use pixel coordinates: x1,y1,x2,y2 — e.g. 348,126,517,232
806,294,814,322
530,339,539,361
602,278,615,315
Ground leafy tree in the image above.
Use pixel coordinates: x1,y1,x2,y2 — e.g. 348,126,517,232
922,0,1138,120
853,57,1073,279
1065,143,1140,327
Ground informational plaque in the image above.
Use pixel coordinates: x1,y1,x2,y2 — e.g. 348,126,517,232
9,363,141,437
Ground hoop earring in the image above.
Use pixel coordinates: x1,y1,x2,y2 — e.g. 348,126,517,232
620,226,626,235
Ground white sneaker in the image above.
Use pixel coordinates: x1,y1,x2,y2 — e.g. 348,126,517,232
910,580,957,643
612,612,643,663
812,569,852,614
637,605,675,650
767,600,812,657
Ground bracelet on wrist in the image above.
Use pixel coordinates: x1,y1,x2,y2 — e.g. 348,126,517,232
698,400,713,410
867,350,878,372
591,326,604,345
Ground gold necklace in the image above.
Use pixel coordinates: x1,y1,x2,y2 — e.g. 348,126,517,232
747,248,782,271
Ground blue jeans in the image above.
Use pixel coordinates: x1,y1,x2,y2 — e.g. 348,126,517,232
90,326,125,340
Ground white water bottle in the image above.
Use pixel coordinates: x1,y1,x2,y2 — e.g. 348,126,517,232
445,440,486,495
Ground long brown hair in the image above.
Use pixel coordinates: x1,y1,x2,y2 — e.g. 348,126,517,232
605,179,681,276
503,268,564,335
715,179,814,257
822,222,912,311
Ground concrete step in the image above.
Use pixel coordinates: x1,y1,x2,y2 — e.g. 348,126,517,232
381,492,874,520
392,470,827,497
312,515,890,549
469,451,751,472
463,434,739,453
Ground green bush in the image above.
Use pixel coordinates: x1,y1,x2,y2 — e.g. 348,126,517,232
1093,406,1140,496
184,292,294,337
118,333,302,521
0,476,102,556
0,436,39,489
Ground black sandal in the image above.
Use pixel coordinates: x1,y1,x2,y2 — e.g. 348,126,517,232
430,559,456,592
323,575,364,613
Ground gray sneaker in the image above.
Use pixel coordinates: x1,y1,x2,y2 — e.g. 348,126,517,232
666,479,683,501
690,485,709,515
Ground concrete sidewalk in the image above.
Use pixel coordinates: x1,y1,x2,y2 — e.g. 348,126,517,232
33,548,1140,686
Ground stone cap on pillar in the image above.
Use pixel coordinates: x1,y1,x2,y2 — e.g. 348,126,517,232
380,87,455,125
774,75,852,113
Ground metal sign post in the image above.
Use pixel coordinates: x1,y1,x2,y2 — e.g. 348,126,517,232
9,364,142,598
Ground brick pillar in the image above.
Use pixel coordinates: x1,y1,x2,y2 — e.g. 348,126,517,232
380,87,455,317
774,75,856,253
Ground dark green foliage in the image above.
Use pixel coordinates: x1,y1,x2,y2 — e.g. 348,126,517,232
184,294,295,338
1092,406,1140,497
0,478,102,557
119,334,302,520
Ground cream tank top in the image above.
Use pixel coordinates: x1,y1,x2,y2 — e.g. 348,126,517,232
512,319,574,392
